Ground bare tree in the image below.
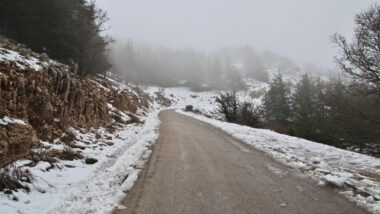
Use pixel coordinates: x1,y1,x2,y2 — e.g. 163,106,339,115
215,91,238,122
331,4,380,95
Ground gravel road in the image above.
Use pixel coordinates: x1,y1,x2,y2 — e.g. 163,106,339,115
114,110,366,214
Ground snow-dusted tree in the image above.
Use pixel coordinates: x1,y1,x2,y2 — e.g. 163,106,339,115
332,4,380,95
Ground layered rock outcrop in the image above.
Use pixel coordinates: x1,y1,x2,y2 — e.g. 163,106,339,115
0,37,150,167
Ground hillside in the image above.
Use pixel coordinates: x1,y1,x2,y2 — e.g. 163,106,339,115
0,37,164,213
0,37,379,213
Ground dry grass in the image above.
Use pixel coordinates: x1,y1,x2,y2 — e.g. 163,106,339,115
359,171,380,182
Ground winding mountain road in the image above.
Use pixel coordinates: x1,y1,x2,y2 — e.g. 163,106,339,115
114,110,366,214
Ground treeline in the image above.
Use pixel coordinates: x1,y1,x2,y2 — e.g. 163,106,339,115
0,0,110,75
216,73,380,155
264,74,379,150
110,42,282,89
216,4,380,155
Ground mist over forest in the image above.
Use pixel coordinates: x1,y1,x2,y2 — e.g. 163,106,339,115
109,41,334,89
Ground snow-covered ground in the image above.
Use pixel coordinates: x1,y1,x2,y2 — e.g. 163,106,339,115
177,110,380,213
2,39,377,213
144,79,267,118
145,87,219,114
2,81,380,213
1,109,161,214
1,41,163,213
0,47,66,72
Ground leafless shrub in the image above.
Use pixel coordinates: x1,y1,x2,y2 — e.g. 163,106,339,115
56,147,83,161
216,92,262,128
0,164,31,193
185,105,193,112
236,102,262,128
28,149,57,166
215,91,238,122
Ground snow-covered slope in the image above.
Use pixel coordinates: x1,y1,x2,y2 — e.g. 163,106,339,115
0,38,162,213
1,36,376,213
2,110,161,214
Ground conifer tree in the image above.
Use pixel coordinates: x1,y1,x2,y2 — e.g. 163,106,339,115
0,0,111,75
263,72,291,127
292,74,317,139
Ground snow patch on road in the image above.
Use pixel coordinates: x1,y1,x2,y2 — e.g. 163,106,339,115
266,163,286,177
231,141,250,153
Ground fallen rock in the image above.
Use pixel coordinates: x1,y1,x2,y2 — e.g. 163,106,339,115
85,158,98,165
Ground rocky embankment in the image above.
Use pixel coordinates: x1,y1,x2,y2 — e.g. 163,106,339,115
0,36,151,168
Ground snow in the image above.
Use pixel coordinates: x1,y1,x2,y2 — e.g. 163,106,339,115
107,103,131,122
0,59,162,213
0,116,27,126
177,110,380,213
144,84,267,118
0,110,161,214
147,87,219,114
1,41,378,213
0,47,44,71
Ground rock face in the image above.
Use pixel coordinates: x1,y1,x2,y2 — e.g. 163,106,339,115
0,37,150,168
0,121,39,167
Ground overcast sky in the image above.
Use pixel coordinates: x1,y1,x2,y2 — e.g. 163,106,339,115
95,0,378,68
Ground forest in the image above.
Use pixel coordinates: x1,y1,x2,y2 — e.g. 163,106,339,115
0,0,111,75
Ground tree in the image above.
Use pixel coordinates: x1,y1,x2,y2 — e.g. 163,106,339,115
224,60,246,90
331,4,380,95
312,78,336,144
244,51,268,82
64,0,111,75
215,92,262,128
208,56,224,90
0,0,111,75
237,102,262,128
292,74,316,138
215,91,238,122
331,4,380,145
262,72,291,127
322,79,380,149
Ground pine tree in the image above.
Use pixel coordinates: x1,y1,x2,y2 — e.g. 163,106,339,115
292,74,318,139
244,53,268,82
224,59,246,91
263,72,291,127
0,0,111,75
208,56,223,89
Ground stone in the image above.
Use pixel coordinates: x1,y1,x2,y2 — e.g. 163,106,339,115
85,158,98,165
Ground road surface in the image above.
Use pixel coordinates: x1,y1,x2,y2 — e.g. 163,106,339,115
115,110,366,214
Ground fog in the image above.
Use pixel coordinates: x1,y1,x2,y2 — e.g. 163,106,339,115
96,0,375,68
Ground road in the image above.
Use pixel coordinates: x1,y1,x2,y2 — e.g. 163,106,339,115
115,110,366,214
